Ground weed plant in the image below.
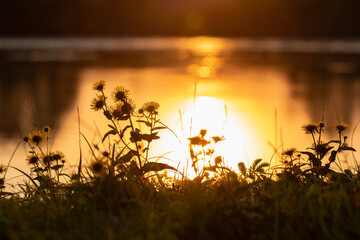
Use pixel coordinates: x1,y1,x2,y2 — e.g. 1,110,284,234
1,80,360,239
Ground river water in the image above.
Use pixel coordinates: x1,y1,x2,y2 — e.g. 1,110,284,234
1,37,360,181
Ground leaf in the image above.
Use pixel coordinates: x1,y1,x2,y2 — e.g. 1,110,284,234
238,162,247,176
152,126,167,131
102,129,118,142
328,150,337,163
51,165,64,170
115,150,139,164
141,132,160,142
250,159,262,170
108,124,116,130
137,120,152,127
340,146,356,152
141,162,178,174
120,125,132,137
255,162,270,172
327,140,341,144
300,151,321,167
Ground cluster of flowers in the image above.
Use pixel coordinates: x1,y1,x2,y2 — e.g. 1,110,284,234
23,126,65,175
89,80,162,176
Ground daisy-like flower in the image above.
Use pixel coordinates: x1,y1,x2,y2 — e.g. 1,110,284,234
110,104,124,120
28,130,45,145
92,80,106,91
282,147,297,158
302,123,318,134
26,154,40,165
141,102,160,113
89,159,107,175
91,95,106,111
112,86,129,102
51,151,65,161
142,101,160,114
42,155,53,165
121,100,135,115
334,122,349,134
0,164,7,174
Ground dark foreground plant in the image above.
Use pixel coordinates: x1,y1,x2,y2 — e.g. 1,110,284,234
1,81,360,240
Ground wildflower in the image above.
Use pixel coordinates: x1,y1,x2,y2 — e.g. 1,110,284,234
29,130,45,145
110,104,124,120
23,136,29,143
121,100,135,115
138,108,144,114
334,122,349,134
91,95,106,111
26,154,39,165
92,80,106,91
90,159,107,175
142,102,160,114
42,126,51,133
42,155,53,165
302,123,318,134
112,86,129,102
282,148,297,158
51,151,65,161
0,164,6,174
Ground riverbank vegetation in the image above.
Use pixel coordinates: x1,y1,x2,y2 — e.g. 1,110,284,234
1,81,360,239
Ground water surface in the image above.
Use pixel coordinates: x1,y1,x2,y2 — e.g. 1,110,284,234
1,37,360,180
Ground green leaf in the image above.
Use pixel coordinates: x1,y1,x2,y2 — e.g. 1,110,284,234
141,162,178,174
137,120,152,127
102,129,118,142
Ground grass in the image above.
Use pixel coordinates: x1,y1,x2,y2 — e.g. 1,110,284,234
1,80,360,239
